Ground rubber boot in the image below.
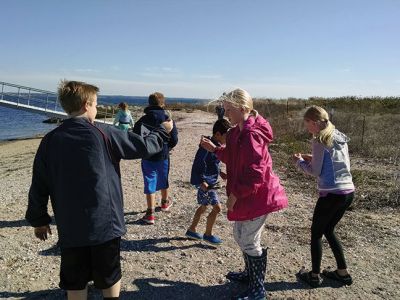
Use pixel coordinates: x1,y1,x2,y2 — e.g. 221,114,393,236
232,248,267,300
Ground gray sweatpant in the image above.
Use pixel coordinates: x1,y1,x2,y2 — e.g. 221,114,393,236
233,214,268,257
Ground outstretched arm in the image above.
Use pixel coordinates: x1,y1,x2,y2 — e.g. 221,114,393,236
296,141,324,177
104,121,172,160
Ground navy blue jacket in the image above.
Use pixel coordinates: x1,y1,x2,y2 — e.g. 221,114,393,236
190,137,221,187
25,117,169,248
133,106,178,161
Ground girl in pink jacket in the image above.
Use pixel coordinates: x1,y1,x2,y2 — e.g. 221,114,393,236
201,88,288,300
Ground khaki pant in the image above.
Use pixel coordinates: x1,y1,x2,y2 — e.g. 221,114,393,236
233,214,268,257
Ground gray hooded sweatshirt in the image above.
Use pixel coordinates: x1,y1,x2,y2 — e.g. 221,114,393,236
297,129,355,193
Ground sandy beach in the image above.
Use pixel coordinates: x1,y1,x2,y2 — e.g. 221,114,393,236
0,110,399,300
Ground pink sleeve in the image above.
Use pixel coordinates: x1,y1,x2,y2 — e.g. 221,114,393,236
215,145,228,164
231,132,267,199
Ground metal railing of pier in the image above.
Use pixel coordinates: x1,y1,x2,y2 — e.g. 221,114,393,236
0,81,114,124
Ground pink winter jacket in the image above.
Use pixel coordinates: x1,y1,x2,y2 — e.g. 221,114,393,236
215,115,288,221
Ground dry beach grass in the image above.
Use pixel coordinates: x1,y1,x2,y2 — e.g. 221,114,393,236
0,109,399,299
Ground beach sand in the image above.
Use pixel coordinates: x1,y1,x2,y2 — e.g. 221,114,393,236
0,110,399,299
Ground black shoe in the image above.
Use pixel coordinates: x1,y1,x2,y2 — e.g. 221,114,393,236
298,269,322,288
322,268,353,286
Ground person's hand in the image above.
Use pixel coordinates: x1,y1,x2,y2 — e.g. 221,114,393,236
200,136,216,152
220,171,227,181
302,154,312,162
226,193,237,211
161,119,173,134
34,225,52,241
200,182,209,192
292,153,303,163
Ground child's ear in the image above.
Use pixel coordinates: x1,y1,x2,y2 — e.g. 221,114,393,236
83,101,89,112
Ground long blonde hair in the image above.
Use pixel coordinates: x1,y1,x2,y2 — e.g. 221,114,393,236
217,88,258,117
304,105,335,147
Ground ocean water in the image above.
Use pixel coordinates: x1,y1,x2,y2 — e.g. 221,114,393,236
0,95,206,141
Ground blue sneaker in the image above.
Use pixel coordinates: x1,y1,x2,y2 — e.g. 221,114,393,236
203,234,222,245
185,230,203,240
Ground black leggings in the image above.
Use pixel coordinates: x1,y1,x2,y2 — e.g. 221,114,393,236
311,192,354,274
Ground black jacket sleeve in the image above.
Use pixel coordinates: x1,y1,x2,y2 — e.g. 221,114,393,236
104,124,170,160
25,138,52,227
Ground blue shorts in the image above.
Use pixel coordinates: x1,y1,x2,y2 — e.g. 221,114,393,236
197,188,219,206
141,159,169,194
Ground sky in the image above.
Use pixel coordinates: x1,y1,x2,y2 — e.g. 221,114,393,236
0,0,399,99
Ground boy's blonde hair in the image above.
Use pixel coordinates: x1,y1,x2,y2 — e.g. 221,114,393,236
220,88,258,117
304,105,335,147
58,80,99,114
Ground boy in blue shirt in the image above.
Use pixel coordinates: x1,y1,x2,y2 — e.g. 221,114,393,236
186,119,231,245
133,92,178,224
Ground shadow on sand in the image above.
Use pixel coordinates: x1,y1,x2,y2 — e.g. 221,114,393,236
39,236,216,257
0,275,344,299
0,219,29,228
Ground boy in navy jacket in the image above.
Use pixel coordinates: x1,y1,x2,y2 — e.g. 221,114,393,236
185,119,230,245
133,92,178,224
25,80,172,300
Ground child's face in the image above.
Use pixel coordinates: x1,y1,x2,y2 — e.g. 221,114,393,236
223,101,242,125
304,118,320,134
214,132,227,145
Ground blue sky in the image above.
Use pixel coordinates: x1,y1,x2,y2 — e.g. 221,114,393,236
0,0,399,98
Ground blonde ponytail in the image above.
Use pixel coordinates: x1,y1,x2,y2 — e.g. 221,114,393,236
318,120,335,147
304,106,335,147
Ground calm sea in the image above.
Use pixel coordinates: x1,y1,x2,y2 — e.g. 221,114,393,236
0,95,206,141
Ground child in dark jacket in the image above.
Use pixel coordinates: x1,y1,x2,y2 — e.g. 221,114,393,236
25,80,172,300
185,119,231,245
133,92,178,224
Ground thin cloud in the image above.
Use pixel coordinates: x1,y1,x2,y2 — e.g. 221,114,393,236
139,67,183,78
110,66,121,71
192,74,223,80
74,68,101,73
338,68,352,73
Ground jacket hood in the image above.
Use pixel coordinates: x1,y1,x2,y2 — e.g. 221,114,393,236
241,115,273,144
143,106,168,123
333,129,350,144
